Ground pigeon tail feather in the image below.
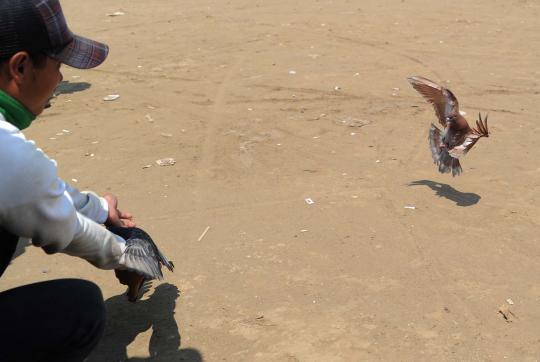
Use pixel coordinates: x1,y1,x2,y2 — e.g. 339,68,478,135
437,148,462,176
428,124,462,177
451,157,462,176
157,249,175,272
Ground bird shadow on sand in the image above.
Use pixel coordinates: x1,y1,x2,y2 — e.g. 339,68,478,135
46,81,92,109
87,283,203,362
54,80,91,95
408,180,481,207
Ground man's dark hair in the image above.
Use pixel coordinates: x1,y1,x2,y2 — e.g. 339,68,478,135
29,52,47,68
28,52,47,68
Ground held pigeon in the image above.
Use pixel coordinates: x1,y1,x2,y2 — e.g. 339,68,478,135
407,76,489,176
108,226,174,280
108,226,174,302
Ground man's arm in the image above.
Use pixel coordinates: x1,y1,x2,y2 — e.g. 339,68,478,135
65,184,109,224
0,123,126,269
66,184,135,228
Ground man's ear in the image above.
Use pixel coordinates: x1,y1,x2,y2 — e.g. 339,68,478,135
7,52,31,84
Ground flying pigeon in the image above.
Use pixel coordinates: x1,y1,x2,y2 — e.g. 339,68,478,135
407,76,489,176
108,226,174,301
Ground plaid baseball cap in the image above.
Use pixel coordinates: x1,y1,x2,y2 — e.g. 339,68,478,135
0,0,108,69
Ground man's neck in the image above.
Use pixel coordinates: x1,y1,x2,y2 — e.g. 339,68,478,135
0,89,36,130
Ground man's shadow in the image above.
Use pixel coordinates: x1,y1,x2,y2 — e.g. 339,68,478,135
408,180,481,207
87,283,203,362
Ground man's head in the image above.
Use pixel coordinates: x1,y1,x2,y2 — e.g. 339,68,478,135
0,0,108,115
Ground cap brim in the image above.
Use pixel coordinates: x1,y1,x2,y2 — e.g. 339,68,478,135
46,33,109,69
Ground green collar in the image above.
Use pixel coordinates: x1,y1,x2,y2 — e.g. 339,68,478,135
0,90,35,130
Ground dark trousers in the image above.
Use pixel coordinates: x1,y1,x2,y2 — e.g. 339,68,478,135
0,278,106,362
0,228,105,361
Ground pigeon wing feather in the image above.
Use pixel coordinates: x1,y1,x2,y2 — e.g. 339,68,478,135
408,76,469,130
108,226,174,279
121,238,164,280
448,113,489,158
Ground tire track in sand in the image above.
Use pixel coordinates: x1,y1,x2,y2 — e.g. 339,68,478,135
195,55,247,180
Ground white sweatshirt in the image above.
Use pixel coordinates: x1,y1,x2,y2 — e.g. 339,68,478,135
0,114,126,269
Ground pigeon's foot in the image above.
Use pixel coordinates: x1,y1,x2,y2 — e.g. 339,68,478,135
127,275,145,302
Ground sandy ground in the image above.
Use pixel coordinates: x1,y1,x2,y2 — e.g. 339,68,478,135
1,0,540,360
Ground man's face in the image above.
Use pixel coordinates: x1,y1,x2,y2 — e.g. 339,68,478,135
21,56,63,115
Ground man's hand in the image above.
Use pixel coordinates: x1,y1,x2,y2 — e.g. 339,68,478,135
103,194,135,228
114,269,145,302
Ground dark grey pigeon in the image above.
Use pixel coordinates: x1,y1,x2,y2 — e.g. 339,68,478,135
408,76,490,176
108,226,174,280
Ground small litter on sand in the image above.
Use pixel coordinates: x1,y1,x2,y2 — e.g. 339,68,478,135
103,94,120,101
142,165,152,169
334,116,371,129
198,226,211,241
498,304,517,322
156,158,176,166
305,198,315,205
106,11,125,16
404,206,416,210
506,298,514,305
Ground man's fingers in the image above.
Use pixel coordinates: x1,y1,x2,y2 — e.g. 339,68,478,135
121,219,136,227
118,210,133,220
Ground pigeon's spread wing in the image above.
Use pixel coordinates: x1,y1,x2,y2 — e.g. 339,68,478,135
408,76,469,130
428,123,442,163
472,113,489,138
108,226,174,280
448,136,479,159
127,228,175,272
448,113,489,158
155,248,175,272
121,238,164,280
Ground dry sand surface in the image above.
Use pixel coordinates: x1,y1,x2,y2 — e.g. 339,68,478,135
1,0,540,360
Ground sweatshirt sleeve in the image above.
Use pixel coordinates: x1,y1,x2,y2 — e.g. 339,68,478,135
0,123,125,269
61,213,126,269
65,183,109,224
